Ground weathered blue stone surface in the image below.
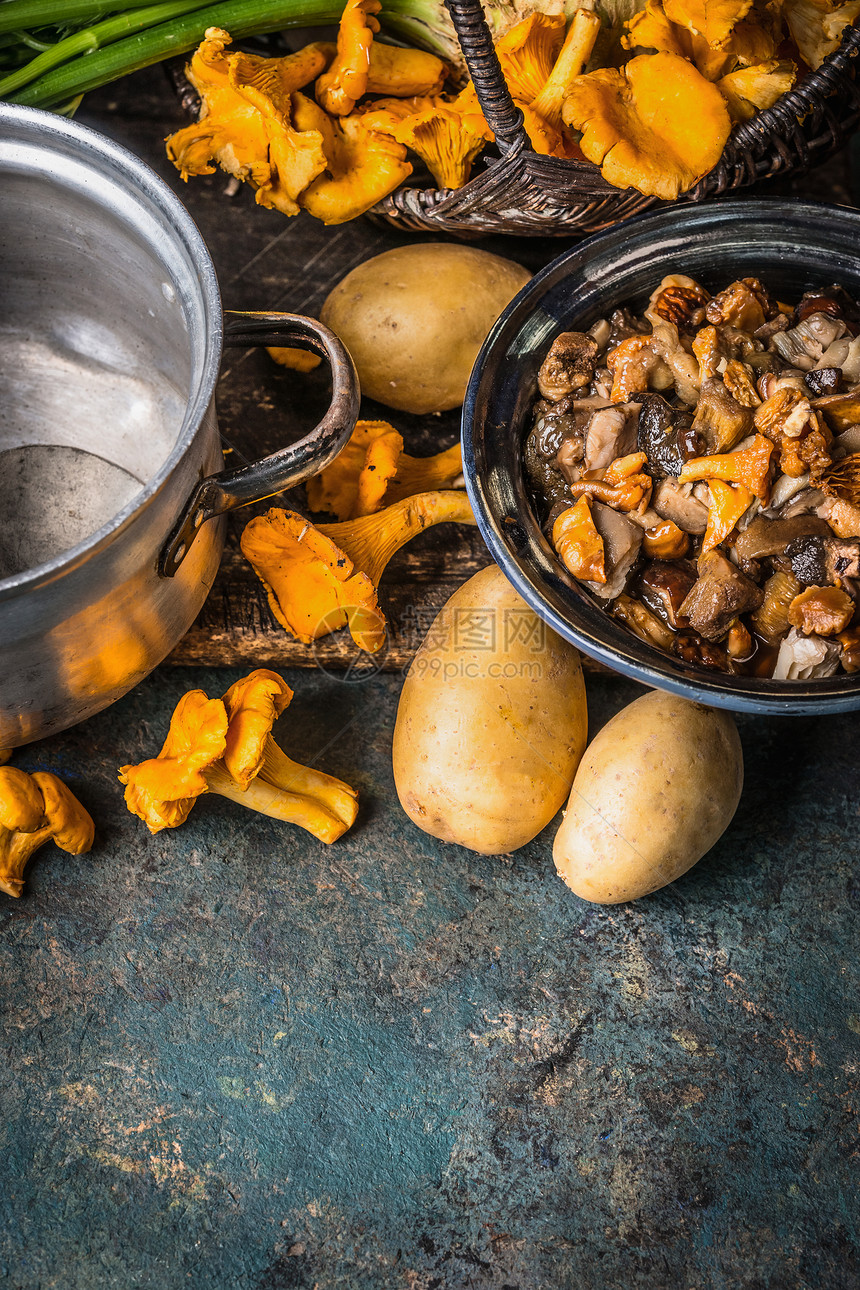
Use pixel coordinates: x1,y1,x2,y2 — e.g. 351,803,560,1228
1,664,858,1289
4,60,860,1290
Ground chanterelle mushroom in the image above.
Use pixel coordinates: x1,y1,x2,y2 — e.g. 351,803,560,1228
0,767,95,898
165,29,328,217
562,52,731,200
365,98,489,190
306,420,462,520
783,0,860,71
315,0,381,115
291,91,412,224
523,6,601,143
662,0,753,47
495,12,566,103
241,492,475,652
119,671,358,844
717,61,796,122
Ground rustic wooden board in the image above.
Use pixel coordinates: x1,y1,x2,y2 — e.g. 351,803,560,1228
173,518,492,670
81,67,858,674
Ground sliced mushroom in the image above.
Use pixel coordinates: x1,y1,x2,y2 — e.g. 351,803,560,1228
785,534,860,586
834,426,860,456
692,378,754,454
635,393,698,478
636,560,696,628
611,593,676,651
588,318,612,353
583,403,640,471
651,477,709,534
811,391,860,434
778,487,827,518
538,331,599,401
805,367,843,396
773,627,841,680
768,471,811,510
751,568,802,644
733,513,831,565
648,320,701,407
584,501,642,600
678,549,763,641
771,312,848,371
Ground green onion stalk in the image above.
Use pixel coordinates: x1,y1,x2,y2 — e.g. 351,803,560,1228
0,0,464,110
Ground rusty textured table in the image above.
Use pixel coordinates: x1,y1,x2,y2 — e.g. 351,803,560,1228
1,66,859,1290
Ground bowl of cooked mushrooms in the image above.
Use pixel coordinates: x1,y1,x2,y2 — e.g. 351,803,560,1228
462,199,860,714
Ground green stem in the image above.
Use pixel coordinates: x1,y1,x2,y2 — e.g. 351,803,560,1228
8,0,346,107
12,28,57,50
0,0,130,37
0,0,212,95
379,5,461,65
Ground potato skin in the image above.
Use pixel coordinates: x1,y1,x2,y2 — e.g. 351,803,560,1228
320,244,531,414
553,689,743,903
393,565,587,854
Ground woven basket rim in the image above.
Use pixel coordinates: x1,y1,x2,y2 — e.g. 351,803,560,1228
371,20,860,224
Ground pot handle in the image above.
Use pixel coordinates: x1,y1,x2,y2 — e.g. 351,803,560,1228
159,310,359,578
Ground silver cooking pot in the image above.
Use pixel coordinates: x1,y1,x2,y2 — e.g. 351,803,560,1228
0,105,359,747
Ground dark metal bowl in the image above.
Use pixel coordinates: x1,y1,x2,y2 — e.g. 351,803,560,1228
462,199,860,715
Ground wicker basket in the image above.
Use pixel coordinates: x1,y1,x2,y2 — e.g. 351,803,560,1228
371,0,860,235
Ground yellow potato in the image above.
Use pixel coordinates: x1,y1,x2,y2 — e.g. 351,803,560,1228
553,689,743,903
320,244,531,414
393,565,588,854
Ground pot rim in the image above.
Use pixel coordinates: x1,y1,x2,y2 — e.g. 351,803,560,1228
0,103,223,602
462,197,860,715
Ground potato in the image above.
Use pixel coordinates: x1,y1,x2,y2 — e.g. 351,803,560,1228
553,690,743,903
320,244,531,415
393,565,587,854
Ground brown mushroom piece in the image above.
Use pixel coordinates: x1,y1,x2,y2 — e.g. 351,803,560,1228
537,332,599,401
583,403,640,471
779,487,827,518
672,633,731,671
692,379,754,455
818,495,860,539
651,477,709,534
805,368,843,397
785,534,860,586
705,278,775,332
584,502,643,600
611,593,676,651
837,624,860,672
813,393,860,435
636,560,696,628
733,514,831,567
678,549,764,641
523,427,573,511
635,393,699,478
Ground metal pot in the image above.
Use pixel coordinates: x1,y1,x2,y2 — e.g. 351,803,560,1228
0,105,359,747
